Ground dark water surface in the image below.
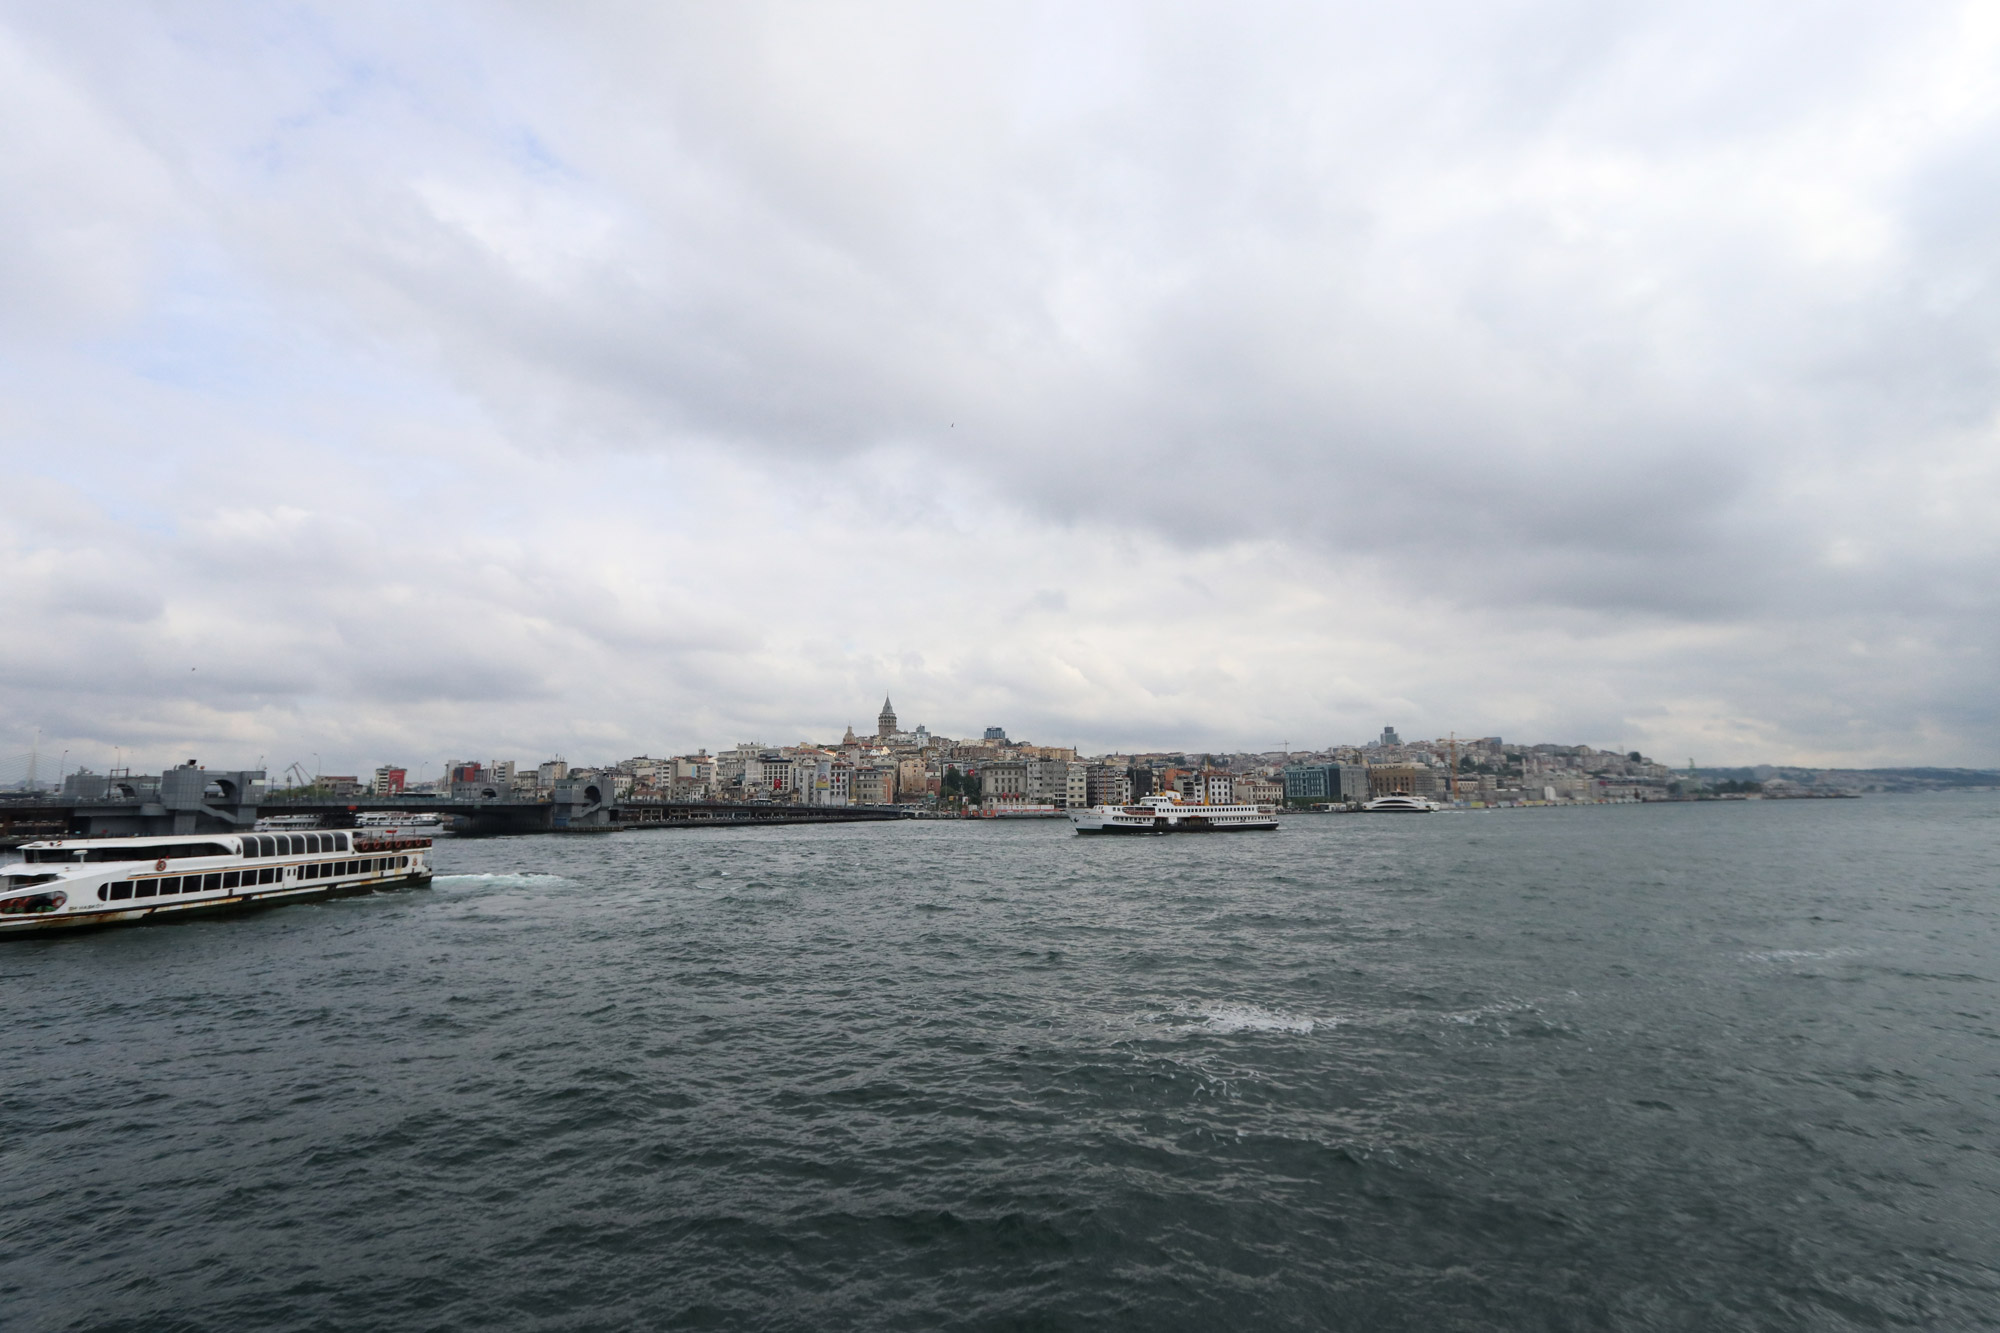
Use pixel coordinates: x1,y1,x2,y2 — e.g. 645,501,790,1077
4,795,1998,1330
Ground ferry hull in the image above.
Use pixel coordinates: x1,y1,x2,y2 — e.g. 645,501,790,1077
0,873,433,936
1072,822,1277,834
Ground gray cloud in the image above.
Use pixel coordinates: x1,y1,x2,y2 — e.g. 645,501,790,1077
2,1,1997,773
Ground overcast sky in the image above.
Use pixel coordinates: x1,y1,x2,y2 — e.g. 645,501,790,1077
4,1,1999,780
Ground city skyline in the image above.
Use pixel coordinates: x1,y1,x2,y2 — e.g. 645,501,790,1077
4,5,1999,774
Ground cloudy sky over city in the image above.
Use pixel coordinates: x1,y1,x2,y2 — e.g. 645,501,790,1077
5,1,1999,778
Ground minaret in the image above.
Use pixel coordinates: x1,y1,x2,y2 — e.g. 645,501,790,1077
878,696,898,738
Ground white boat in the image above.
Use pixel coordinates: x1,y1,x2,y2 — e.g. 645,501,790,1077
1069,792,1279,835
0,829,434,936
1361,794,1439,813
354,810,452,835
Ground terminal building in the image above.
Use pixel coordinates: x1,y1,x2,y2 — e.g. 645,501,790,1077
1281,763,1369,806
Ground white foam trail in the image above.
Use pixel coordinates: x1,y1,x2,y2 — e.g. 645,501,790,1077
1184,1002,1318,1034
432,872,573,888
1743,947,1861,963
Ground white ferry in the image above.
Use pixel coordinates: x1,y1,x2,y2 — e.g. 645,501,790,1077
1069,792,1280,835
0,829,433,936
354,811,452,835
1361,794,1439,813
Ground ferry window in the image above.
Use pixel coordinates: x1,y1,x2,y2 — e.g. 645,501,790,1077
336,833,350,851
111,882,132,899
160,877,182,895
203,873,222,892
399,857,408,868
223,871,240,888
290,835,306,855
96,886,107,902
135,881,158,898
262,835,277,856
304,833,319,854
258,867,277,885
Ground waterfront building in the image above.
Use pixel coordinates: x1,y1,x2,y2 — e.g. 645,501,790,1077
1283,763,1335,805
1367,765,1437,799
1282,763,1369,805
1236,776,1282,806
371,766,407,796
851,766,895,805
981,760,1029,805
1086,765,1133,807
878,698,898,739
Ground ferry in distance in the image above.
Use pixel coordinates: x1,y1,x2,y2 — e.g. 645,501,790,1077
0,829,433,936
1362,794,1440,813
354,811,453,835
1069,792,1280,835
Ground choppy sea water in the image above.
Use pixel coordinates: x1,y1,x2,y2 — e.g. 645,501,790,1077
4,794,1998,1331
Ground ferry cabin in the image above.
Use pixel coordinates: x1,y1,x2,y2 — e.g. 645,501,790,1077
0,830,432,935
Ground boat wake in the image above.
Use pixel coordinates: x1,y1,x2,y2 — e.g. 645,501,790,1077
432,872,573,889
1167,1001,1320,1035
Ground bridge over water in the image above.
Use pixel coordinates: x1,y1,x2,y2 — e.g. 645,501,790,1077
2,765,905,842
